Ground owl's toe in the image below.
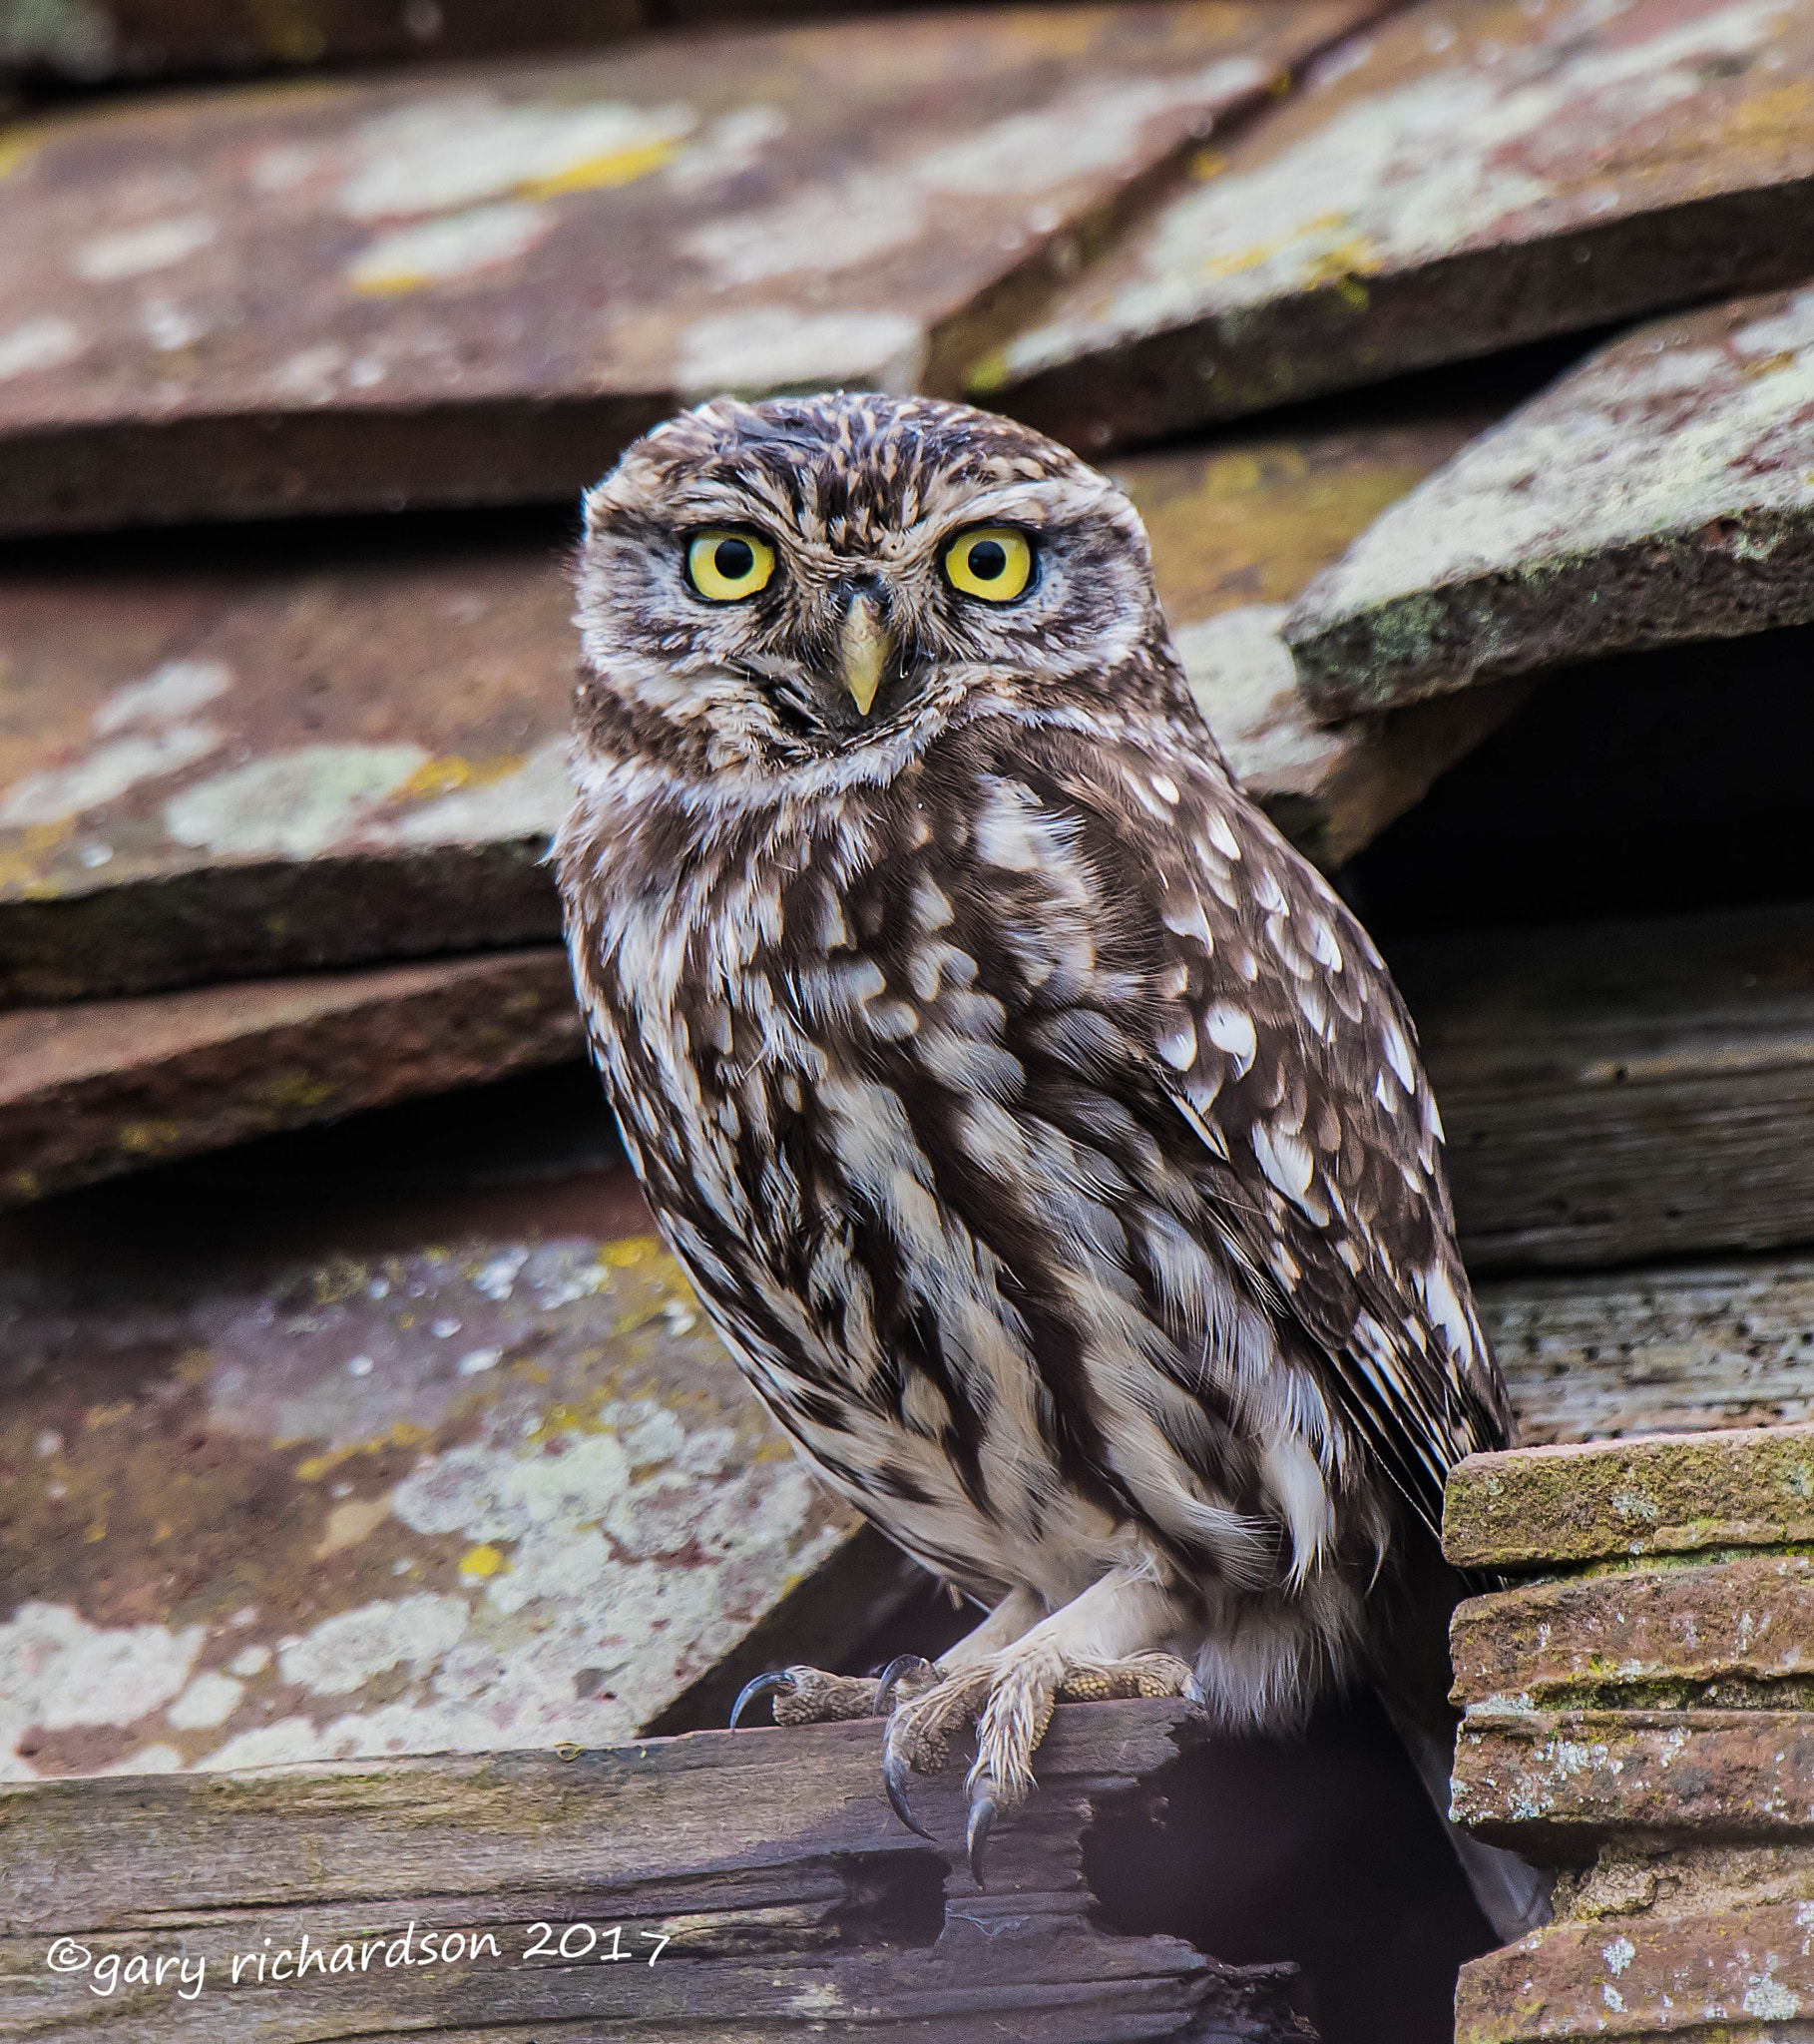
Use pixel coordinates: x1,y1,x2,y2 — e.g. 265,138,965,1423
728,1665,879,1729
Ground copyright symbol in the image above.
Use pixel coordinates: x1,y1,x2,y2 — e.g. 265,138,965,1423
46,1939,90,1973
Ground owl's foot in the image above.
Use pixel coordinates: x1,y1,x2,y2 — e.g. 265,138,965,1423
728,1665,881,1728
879,1645,1199,1886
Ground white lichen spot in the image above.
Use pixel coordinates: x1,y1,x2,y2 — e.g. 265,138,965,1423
1602,1935,1635,1975
162,744,427,857
0,726,225,828
93,658,233,736
276,1593,470,1697
379,737,571,847
347,201,554,293
674,307,923,402
0,1604,205,1777
71,213,216,282
0,314,85,384
166,1671,244,1731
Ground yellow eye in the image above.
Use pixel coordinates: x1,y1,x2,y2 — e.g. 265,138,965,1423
943,526,1034,603
686,529,776,602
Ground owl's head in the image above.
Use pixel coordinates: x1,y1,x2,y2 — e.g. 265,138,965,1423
574,391,1170,777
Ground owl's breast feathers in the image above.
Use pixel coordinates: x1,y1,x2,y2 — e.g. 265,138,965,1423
561,711,1509,1607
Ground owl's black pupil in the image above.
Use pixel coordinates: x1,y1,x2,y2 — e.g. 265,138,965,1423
968,539,1008,581
713,538,754,582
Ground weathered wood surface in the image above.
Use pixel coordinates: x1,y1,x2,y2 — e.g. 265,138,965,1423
1287,285,1814,715
0,946,579,1202
1483,1254,1814,1448
0,0,639,79
0,1699,1314,2042
984,0,1814,450
1444,1422,1814,1574
0,1156,911,1781
0,0,1381,535
0,418,1510,1003
1398,900,1814,1276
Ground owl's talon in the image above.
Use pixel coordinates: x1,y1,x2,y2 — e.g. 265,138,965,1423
966,1783,997,1889
882,1732,935,1839
873,1653,936,1717
729,1670,794,1729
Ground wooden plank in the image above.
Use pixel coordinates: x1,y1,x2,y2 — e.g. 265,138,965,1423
1396,900,1814,1275
982,0,1814,450
0,0,1383,535
0,946,580,1202
0,0,640,80
1286,285,1814,715
0,1155,922,1782
1486,1254,1814,1449
0,417,1518,1003
0,1699,1313,2042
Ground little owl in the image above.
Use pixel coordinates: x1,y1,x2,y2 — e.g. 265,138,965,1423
557,391,1547,1935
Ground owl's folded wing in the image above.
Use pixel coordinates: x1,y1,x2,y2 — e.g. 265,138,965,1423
1027,731,1511,1541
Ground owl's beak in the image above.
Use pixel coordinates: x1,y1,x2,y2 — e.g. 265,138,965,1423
838,592,894,718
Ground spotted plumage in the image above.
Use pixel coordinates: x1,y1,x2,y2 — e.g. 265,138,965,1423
557,391,1546,1930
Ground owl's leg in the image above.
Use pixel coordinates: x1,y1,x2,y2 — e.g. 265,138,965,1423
880,1569,1197,1885
726,1584,1043,1732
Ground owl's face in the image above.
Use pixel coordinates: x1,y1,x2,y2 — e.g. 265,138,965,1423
574,392,1168,775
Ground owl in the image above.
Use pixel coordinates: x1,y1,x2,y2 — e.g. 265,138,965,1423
557,391,1547,1935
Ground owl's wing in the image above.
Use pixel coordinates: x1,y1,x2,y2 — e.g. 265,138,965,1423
1017,727,1510,1541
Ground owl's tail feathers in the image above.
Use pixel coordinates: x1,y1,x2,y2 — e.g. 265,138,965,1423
1381,1701,1556,1945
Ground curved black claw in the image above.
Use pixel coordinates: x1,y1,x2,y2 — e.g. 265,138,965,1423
882,1734,935,1841
872,1654,935,1718
729,1669,794,1730
967,1783,998,1890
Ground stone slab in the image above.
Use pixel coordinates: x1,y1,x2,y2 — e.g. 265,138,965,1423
0,417,1512,1003
1287,285,1814,716
1484,1256,1814,1450
983,0,1814,452
1398,899,1814,1275
0,1699,1314,2044
1458,1867,1814,2044
1443,1425,1814,1575
1120,416,1529,869
0,945,580,1203
0,0,640,80
0,1158,901,1780
1451,1555,1814,1714
0,0,1381,535
1453,1710,1814,1858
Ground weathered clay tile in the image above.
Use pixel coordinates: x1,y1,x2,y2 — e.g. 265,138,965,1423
0,0,640,80
983,0,1814,452
1482,1255,1814,1447
0,1162,894,1777
0,945,579,1203
0,536,576,999
0,0,1382,534
1450,1555,1814,1712
0,416,1514,1001
1457,1869,1814,2044
1287,285,1814,715
1119,417,1529,868
1452,1710,1814,1855
1443,1423,1814,1574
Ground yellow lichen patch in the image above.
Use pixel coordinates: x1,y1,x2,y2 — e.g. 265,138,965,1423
390,752,526,805
259,1071,339,1114
0,822,75,897
526,138,683,197
0,131,41,184
601,1236,657,1271
293,1421,430,1483
458,1543,509,1580
116,1120,184,1157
